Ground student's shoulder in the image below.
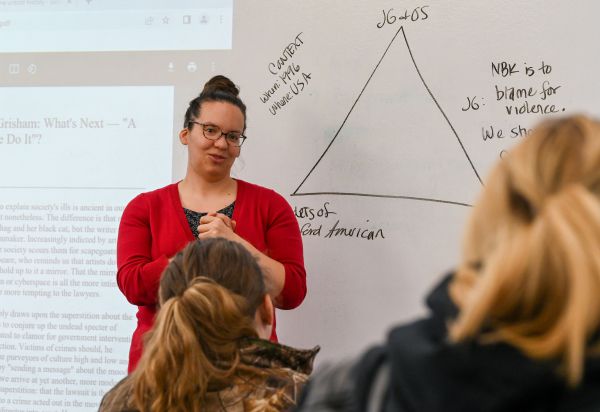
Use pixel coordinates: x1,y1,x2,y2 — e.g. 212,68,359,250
98,376,138,412
218,368,309,410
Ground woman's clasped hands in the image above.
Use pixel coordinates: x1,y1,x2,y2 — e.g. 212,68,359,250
197,212,238,241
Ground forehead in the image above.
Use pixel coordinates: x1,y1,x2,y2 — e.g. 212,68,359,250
198,101,244,129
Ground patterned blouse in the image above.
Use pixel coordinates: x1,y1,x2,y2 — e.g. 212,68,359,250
183,202,235,238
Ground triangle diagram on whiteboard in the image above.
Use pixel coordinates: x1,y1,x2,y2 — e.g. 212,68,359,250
292,26,482,207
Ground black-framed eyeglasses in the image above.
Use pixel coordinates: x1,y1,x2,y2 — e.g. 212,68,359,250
188,121,247,147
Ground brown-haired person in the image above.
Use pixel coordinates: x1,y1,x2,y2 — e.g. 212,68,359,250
100,238,318,412
117,75,307,372
297,115,600,412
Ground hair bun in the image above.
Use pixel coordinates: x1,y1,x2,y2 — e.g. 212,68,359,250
201,75,240,97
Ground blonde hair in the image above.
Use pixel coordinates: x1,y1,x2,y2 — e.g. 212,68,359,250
131,238,267,412
450,115,600,386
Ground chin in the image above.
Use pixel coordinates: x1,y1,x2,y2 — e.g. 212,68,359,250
200,165,231,180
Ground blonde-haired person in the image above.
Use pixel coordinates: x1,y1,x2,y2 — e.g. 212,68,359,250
100,238,318,412
296,115,600,412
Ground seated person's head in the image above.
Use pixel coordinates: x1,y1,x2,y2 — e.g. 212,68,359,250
450,115,600,386
157,237,273,340
134,238,274,409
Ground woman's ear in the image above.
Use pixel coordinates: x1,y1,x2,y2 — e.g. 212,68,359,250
179,128,189,145
255,294,273,340
259,294,274,326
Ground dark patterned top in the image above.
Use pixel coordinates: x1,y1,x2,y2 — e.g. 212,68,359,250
184,202,235,238
98,338,320,412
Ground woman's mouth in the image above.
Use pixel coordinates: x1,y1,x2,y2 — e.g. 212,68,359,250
208,154,226,163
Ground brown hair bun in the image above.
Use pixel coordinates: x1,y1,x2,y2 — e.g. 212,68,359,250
202,75,240,97
184,75,247,129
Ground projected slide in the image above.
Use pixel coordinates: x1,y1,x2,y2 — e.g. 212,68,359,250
0,0,232,409
0,86,173,409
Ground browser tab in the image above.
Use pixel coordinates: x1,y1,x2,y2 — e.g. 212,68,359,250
0,0,233,52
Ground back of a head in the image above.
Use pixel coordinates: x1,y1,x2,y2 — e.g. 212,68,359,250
451,115,600,386
132,238,266,412
159,237,264,311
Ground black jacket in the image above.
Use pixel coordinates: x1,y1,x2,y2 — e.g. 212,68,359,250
297,274,600,412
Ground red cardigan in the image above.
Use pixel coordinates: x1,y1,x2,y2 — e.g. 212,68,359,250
116,180,307,372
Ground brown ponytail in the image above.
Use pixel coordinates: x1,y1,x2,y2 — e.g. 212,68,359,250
131,238,267,411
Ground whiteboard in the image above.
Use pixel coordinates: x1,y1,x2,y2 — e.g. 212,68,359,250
204,0,600,361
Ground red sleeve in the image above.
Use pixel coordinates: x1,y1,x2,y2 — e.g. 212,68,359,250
116,194,169,306
265,191,307,310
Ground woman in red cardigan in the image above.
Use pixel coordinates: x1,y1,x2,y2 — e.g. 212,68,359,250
116,75,307,372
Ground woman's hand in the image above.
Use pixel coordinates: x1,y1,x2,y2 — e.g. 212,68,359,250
197,212,238,241
199,212,285,301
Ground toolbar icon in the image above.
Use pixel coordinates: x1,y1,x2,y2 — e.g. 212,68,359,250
8,63,20,74
187,62,197,73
